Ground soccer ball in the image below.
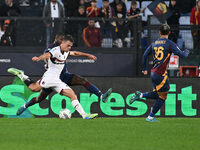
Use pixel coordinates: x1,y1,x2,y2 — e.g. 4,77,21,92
59,109,71,119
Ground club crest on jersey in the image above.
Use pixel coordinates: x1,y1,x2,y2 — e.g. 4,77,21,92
42,81,45,85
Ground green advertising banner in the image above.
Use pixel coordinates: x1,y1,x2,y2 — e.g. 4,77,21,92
0,76,199,118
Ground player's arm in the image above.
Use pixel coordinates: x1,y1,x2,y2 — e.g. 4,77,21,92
32,52,51,62
142,44,152,75
69,51,97,61
43,48,50,62
171,42,189,58
43,48,51,69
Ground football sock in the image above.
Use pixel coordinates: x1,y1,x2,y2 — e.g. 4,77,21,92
25,97,37,108
150,98,165,117
84,81,102,97
71,100,87,117
149,112,155,118
18,73,29,82
24,78,34,86
142,91,158,99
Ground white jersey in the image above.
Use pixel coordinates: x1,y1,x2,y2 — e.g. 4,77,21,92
39,46,71,93
46,46,69,78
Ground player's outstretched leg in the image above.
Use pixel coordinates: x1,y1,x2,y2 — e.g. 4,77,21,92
129,91,141,104
100,88,112,103
8,68,25,78
8,68,34,86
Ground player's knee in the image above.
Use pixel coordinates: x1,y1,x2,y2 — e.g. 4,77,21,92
67,92,77,100
79,77,90,87
29,85,37,92
29,83,41,92
73,75,87,85
157,91,168,100
80,77,87,85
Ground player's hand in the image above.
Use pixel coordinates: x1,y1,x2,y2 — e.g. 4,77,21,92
142,70,148,75
32,56,39,62
88,54,97,61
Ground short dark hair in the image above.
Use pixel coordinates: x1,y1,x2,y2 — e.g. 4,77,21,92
63,35,74,43
159,24,170,35
55,33,64,39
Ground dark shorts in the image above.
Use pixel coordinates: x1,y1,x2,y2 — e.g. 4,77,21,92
60,72,75,86
151,72,170,100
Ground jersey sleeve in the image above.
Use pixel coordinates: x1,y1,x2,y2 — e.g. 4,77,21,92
170,42,189,58
142,44,152,71
49,48,58,58
43,48,51,54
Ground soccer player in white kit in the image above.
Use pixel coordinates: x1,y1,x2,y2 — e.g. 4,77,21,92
16,35,98,119
8,34,112,102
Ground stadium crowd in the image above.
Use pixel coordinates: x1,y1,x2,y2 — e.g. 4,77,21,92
0,0,199,52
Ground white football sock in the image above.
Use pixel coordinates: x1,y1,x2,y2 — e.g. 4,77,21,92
71,100,87,117
18,73,29,82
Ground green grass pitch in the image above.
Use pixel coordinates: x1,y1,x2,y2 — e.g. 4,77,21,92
0,118,199,150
